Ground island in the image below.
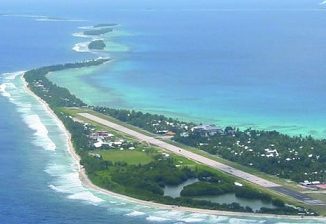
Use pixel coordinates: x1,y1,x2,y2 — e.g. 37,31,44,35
22,58,326,218
88,40,106,50
83,27,113,36
94,23,118,28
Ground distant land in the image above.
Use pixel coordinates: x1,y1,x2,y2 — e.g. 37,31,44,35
88,40,106,50
83,27,113,36
94,23,118,28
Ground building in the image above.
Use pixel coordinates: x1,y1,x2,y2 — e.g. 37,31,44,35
191,124,223,137
90,131,113,140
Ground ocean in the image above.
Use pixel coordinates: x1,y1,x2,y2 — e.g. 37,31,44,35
0,0,325,223
48,0,326,138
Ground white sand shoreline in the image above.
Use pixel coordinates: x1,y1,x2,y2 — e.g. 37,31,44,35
21,74,326,222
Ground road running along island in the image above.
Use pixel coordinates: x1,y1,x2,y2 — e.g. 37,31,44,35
78,112,325,206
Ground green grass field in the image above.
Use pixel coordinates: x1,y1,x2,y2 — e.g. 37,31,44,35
97,149,154,165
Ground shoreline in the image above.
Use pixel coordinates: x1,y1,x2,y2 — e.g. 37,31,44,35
21,74,326,222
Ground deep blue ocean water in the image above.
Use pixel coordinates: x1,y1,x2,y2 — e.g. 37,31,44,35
1,1,326,223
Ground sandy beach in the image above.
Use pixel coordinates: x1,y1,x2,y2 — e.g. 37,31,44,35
21,74,326,222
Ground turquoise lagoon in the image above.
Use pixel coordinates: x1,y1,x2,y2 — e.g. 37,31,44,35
48,0,326,138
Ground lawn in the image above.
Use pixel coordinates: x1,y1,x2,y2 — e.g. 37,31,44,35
98,149,154,165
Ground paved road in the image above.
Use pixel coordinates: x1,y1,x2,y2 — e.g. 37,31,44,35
270,187,325,206
78,112,325,205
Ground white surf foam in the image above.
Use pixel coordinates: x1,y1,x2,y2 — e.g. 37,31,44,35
1,71,25,100
68,191,104,204
146,216,170,222
0,72,103,206
46,160,104,205
205,215,230,223
126,210,146,217
229,217,261,224
72,32,89,38
72,42,91,52
23,114,56,151
49,184,69,193
149,210,209,223
16,103,32,113
180,217,205,223
0,84,11,97
3,71,24,80
1,72,57,152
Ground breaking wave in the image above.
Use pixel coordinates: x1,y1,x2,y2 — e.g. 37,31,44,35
72,41,92,53
0,72,56,151
126,210,146,217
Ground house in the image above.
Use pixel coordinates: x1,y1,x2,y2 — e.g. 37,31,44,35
96,131,110,138
94,141,103,148
191,124,223,137
157,130,168,135
90,131,113,140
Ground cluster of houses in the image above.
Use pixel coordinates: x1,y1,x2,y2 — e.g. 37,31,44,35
34,81,49,93
189,124,236,137
89,130,135,150
148,116,237,139
150,120,186,137
169,124,237,138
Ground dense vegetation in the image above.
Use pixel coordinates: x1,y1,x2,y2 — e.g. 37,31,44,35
181,182,232,197
88,40,106,50
94,107,326,183
85,157,195,196
82,153,294,214
94,107,196,135
23,60,316,215
175,130,326,182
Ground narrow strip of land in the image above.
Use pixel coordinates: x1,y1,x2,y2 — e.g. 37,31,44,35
78,112,326,206
79,113,278,186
